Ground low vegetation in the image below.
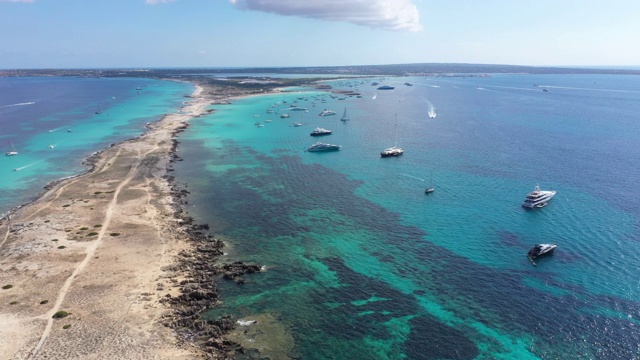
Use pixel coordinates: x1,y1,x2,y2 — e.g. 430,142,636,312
2,284,13,290
52,310,70,319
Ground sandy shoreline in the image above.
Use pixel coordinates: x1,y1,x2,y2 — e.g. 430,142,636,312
0,82,269,359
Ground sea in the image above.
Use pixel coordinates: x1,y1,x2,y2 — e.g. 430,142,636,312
2,74,640,359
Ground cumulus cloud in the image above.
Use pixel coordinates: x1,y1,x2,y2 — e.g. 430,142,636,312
145,0,175,4
229,0,423,32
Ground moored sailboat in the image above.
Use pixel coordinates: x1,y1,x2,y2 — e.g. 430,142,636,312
340,107,350,121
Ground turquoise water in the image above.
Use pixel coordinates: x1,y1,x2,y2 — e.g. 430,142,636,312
173,74,640,359
0,76,191,216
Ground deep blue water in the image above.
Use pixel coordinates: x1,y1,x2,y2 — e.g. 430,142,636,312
172,74,640,359
0,76,191,216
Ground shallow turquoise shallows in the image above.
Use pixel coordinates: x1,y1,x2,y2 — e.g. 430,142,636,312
0,76,191,215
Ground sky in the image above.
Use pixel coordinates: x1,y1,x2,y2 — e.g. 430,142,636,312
1,0,639,69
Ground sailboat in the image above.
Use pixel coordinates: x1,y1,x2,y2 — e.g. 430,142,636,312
380,114,403,157
5,140,18,156
340,107,350,121
95,104,102,114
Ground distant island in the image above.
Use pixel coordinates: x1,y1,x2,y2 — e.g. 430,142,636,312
2,63,640,82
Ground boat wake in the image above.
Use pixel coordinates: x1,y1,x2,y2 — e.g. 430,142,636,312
372,94,377,100
13,160,43,172
423,98,437,118
0,101,35,109
401,174,426,182
48,128,60,133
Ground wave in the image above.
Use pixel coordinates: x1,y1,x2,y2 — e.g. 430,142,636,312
0,101,35,109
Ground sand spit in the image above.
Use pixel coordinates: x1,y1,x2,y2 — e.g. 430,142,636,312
0,82,268,360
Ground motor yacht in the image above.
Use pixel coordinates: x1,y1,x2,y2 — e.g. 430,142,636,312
522,184,556,208
306,142,341,152
527,244,557,259
310,127,332,136
318,109,336,116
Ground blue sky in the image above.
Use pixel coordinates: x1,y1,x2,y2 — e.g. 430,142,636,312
1,0,638,69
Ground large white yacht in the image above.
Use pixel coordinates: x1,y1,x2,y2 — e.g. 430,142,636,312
522,184,556,208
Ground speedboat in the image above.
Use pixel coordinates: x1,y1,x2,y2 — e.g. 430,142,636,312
380,146,404,157
425,187,435,194
318,109,336,116
522,184,556,208
310,127,332,136
306,142,341,152
290,106,307,111
377,85,395,90
280,113,290,118
527,243,557,259
293,122,303,127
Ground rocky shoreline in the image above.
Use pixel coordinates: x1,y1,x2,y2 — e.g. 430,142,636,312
158,120,264,358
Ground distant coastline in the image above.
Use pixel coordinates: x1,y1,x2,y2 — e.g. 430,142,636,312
2,62,640,80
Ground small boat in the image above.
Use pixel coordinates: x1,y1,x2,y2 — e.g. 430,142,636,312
290,107,307,111
318,109,336,116
49,145,55,149
280,114,290,118
404,82,413,86
306,142,341,152
310,127,332,136
371,82,379,86
95,104,102,114
522,184,556,208
543,88,549,92
340,107,350,121
377,85,395,90
527,244,557,265
293,122,303,127
5,140,18,156
424,187,435,194
255,122,264,127
67,129,72,132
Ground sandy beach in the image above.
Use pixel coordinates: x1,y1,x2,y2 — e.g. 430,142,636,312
0,82,262,360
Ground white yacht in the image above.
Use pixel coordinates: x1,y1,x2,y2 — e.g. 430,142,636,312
318,109,336,116
310,127,332,136
306,142,341,152
528,243,557,260
522,184,556,208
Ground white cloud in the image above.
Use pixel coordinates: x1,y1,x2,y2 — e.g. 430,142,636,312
230,0,423,32
145,0,175,4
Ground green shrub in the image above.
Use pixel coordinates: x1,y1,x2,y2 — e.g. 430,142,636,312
44,220,50,223
109,232,121,237
94,191,103,195
10,301,18,305
62,204,70,208
40,300,49,305
80,227,89,231
93,224,102,228
1,284,12,290
63,324,71,329
87,232,99,236
52,239,59,242
58,246,66,249
52,310,70,319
